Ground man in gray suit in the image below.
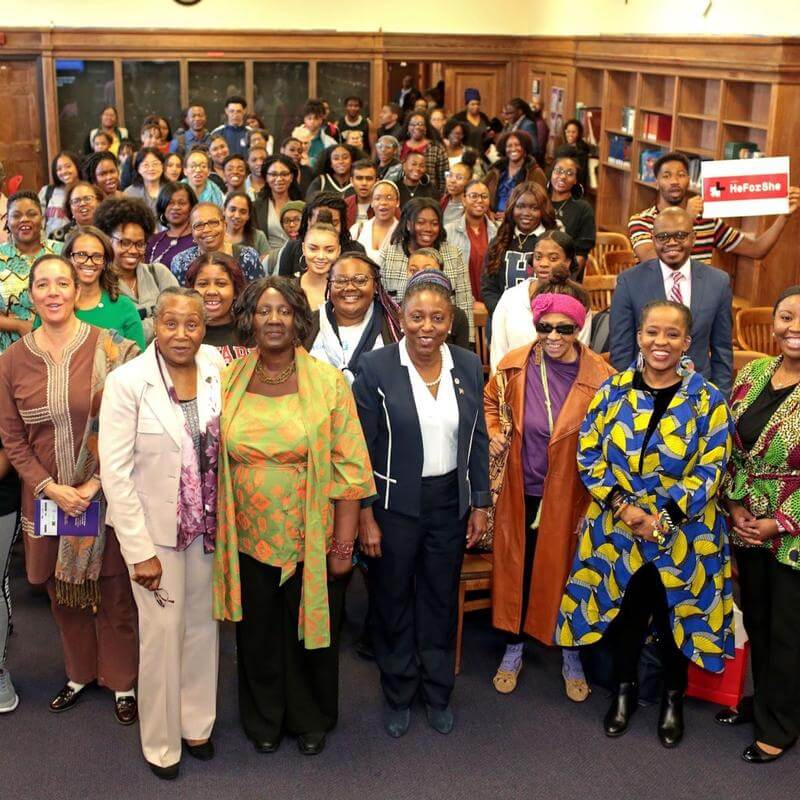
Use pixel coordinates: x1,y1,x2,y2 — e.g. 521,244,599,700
610,206,733,396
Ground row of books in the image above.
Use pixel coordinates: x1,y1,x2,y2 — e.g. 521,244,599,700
607,133,632,167
620,106,636,135
641,112,672,142
724,140,763,159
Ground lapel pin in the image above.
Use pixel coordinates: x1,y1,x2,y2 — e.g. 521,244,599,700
455,378,460,385
458,388,465,395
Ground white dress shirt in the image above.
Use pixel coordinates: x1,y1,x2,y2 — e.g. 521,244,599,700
659,259,692,308
399,338,459,477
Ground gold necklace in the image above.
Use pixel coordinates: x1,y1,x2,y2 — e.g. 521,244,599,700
254,358,296,385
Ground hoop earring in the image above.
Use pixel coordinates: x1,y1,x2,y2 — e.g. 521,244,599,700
636,349,645,371
573,183,584,200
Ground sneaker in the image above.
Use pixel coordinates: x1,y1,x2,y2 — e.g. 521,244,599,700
0,669,19,713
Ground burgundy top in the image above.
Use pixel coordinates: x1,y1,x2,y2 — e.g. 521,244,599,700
522,351,579,496
466,220,489,301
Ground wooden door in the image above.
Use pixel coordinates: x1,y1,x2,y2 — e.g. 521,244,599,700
385,61,424,107
443,64,506,117
0,59,45,194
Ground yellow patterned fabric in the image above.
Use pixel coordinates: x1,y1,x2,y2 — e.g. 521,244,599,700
555,368,735,672
213,348,375,649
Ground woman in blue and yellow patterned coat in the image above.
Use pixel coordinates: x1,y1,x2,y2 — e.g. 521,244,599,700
556,300,735,748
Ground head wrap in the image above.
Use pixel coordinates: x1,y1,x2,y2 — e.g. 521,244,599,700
279,200,305,222
531,292,586,329
464,88,481,104
406,268,453,296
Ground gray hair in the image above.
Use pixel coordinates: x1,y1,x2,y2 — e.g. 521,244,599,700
154,287,207,322
377,135,400,149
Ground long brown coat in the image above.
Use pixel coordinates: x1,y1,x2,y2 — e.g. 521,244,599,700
484,340,615,644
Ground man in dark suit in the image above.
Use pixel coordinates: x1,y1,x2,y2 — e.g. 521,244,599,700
397,75,421,113
610,206,733,396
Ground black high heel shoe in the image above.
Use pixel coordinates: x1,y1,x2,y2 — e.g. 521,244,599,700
657,690,684,748
604,682,638,737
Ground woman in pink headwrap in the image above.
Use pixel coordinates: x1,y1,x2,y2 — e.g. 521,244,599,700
484,262,615,699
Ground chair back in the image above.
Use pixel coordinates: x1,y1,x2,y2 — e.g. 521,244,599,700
582,274,617,312
473,301,490,377
736,307,778,355
603,250,636,276
583,254,601,276
591,231,632,273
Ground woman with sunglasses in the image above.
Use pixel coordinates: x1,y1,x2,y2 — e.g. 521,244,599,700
547,150,596,278
94,197,179,344
33,227,145,349
485,266,613,700
100,287,224,779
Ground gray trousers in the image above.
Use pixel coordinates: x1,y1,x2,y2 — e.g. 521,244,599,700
0,511,19,667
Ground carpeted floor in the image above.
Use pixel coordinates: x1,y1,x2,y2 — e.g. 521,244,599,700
1,545,796,800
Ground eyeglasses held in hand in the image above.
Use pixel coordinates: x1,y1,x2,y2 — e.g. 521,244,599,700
154,588,174,608
535,322,578,336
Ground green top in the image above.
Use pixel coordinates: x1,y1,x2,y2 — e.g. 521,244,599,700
33,289,146,350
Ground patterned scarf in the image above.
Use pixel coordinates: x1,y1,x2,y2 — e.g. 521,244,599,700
55,329,140,610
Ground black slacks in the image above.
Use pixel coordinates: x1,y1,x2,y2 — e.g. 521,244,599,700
607,561,688,692
370,471,466,710
736,545,800,748
236,553,346,742
507,495,541,645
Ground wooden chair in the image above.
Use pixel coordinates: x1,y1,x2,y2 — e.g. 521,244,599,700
603,250,636,276
734,349,769,382
735,307,778,355
473,301,490,377
591,231,632,273
582,274,617,312
583,254,601,277
456,552,493,675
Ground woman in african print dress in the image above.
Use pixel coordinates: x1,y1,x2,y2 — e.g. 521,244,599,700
719,285,800,764
556,300,734,748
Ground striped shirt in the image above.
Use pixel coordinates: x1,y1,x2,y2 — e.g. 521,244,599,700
628,205,743,264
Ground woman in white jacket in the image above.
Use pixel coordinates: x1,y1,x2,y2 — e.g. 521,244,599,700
99,287,224,781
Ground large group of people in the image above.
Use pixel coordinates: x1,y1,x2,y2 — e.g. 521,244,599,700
1,81,800,781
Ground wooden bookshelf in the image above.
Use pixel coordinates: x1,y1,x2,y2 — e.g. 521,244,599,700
517,38,800,306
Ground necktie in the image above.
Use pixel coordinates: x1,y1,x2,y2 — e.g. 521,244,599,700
670,271,684,305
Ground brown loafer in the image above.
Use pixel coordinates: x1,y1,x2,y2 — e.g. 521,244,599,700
115,694,138,725
49,682,91,713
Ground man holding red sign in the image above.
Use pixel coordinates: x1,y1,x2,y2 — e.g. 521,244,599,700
629,151,799,264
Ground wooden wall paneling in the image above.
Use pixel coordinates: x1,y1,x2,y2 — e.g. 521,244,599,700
443,63,505,117
370,57,383,137
245,60,254,111
113,59,125,128
41,53,59,158
308,61,317,99
179,60,189,109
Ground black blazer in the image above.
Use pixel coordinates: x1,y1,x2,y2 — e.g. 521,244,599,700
353,343,490,518
609,257,733,396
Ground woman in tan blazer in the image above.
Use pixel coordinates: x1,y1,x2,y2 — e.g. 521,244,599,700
484,266,614,700
99,287,224,780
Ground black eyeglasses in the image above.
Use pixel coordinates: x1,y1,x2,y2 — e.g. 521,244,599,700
653,230,692,243
535,322,578,336
70,251,106,266
154,588,174,608
330,275,372,289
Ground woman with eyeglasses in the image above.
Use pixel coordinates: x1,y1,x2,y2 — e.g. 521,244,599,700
251,155,302,259
0,253,139,725
305,251,401,381
33,227,145,349
485,266,613,701
51,182,103,243
444,180,497,302
440,160,474,227
100,287,225,779
169,203,264,286
123,148,166,215
182,149,224,208
145,182,198,270
94,197,178,344
547,150,596,278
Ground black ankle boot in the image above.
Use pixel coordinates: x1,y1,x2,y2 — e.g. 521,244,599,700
658,690,685,748
604,682,638,737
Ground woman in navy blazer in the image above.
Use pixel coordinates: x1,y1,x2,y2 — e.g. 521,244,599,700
353,269,489,739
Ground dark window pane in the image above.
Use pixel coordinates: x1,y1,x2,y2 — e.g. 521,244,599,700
317,62,371,119
122,61,181,145
253,62,309,142
56,59,115,154
188,62,245,130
